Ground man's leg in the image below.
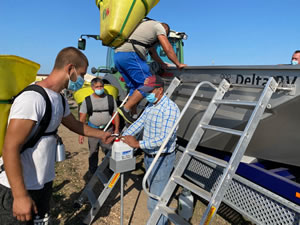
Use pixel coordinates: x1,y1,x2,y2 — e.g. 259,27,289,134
29,181,53,224
123,89,144,110
144,152,176,225
0,182,53,225
114,52,151,123
88,137,101,174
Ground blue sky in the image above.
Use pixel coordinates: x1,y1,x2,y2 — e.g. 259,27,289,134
1,0,300,74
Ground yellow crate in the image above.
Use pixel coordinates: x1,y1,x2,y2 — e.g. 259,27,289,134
96,0,160,47
73,84,119,105
0,55,40,155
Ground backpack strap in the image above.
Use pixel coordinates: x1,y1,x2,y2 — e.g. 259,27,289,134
0,85,66,172
60,93,66,115
126,39,159,61
126,39,152,49
85,95,93,117
16,85,52,153
85,94,114,117
107,94,114,116
43,94,66,136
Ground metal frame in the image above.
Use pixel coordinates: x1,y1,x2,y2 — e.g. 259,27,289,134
146,78,279,225
177,148,300,225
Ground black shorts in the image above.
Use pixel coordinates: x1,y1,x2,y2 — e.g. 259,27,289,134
0,181,53,225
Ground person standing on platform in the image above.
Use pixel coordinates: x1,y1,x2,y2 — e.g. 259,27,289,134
114,20,186,123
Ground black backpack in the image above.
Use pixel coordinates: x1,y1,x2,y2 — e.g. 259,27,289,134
13,85,66,153
0,84,66,172
85,94,114,117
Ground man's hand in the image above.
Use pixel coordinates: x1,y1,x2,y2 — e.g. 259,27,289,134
121,135,140,149
78,135,84,144
176,63,187,70
101,131,115,144
13,195,37,221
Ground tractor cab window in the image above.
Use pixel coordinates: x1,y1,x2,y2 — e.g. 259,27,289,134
147,38,181,64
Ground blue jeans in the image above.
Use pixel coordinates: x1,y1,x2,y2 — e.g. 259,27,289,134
144,151,175,225
114,52,152,96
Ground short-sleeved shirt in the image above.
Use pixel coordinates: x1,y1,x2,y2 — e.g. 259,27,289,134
115,20,166,59
0,87,70,190
80,94,117,127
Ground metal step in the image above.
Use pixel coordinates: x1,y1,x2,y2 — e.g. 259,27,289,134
85,189,97,205
201,124,243,136
95,171,109,184
173,176,211,202
158,205,190,225
188,150,228,168
146,78,278,225
214,99,258,107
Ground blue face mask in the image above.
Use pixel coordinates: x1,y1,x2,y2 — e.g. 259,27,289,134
95,88,104,96
291,60,299,65
146,93,157,103
68,70,84,91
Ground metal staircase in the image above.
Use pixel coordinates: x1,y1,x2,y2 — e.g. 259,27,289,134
145,77,278,225
74,77,182,225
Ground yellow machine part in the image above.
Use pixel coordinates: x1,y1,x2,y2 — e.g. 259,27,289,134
96,0,160,47
73,84,119,105
0,55,40,156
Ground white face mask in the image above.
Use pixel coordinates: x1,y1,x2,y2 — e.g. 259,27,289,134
291,60,299,65
67,68,84,91
95,88,104,96
145,92,157,103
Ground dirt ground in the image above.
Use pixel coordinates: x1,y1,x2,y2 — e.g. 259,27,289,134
50,101,246,225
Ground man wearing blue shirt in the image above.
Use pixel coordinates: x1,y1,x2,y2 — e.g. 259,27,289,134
122,75,180,225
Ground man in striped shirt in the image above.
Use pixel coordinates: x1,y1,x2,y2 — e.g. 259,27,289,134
122,75,180,225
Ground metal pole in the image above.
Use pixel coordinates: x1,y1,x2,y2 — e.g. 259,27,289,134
142,81,218,200
104,94,129,132
120,173,124,225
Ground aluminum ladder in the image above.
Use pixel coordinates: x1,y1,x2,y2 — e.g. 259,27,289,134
145,77,278,225
75,77,182,225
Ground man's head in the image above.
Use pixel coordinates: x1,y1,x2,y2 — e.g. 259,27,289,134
138,75,164,103
91,77,105,96
291,50,300,65
54,47,89,70
161,23,170,37
53,47,89,91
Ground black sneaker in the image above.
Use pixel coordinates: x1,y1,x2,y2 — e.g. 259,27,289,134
117,107,135,124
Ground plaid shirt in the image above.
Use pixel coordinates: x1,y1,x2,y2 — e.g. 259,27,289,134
123,95,180,155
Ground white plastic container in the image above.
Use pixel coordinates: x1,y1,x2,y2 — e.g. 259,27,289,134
178,188,194,221
111,138,133,161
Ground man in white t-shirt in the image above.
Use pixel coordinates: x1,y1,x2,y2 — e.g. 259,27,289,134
0,47,113,224
114,20,186,124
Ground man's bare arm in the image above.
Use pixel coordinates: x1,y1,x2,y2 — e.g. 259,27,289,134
62,113,113,144
158,34,187,69
2,119,38,221
78,113,87,144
